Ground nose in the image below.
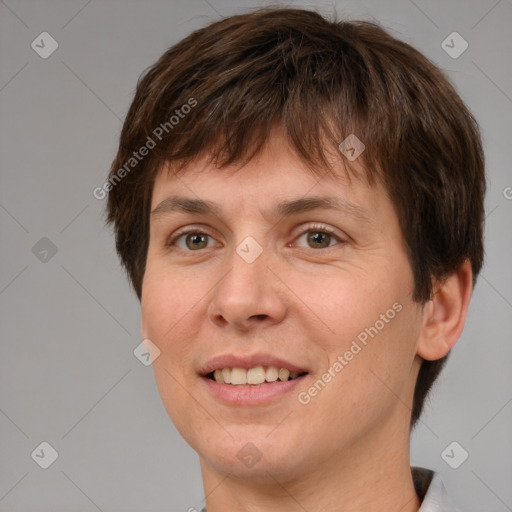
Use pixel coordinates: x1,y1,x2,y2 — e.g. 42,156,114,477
207,245,287,332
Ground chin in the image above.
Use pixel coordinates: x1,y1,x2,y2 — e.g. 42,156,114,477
196,427,307,481
201,448,304,483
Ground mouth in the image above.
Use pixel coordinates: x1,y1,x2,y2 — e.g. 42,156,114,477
206,366,308,386
199,353,309,405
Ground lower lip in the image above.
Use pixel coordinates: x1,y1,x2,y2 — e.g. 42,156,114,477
201,375,307,405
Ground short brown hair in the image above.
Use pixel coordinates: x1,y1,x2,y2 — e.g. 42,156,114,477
105,7,485,427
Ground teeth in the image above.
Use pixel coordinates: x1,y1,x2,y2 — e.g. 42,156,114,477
211,366,304,385
278,368,290,381
266,366,278,382
230,368,247,385
247,366,266,385
221,368,231,384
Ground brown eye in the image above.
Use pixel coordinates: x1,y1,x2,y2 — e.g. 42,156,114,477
185,233,209,250
293,225,343,250
168,229,218,252
306,231,333,248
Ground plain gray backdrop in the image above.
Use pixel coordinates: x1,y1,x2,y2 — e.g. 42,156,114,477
1,1,511,511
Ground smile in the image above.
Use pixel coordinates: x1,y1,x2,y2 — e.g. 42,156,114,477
209,366,307,385
199,353,309,404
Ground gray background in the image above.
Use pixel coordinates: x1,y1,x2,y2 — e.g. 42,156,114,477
0,0,511,511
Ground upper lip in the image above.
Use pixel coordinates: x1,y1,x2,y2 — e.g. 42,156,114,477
199,353,309,375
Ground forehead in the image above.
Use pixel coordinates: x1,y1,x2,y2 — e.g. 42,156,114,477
150,130,376,211
147,154,396,244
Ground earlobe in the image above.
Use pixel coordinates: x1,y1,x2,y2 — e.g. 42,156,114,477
416,260,473,361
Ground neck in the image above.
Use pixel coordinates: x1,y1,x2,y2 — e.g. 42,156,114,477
199,415,420,512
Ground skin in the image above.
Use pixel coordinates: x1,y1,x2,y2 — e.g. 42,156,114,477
141,127,473,512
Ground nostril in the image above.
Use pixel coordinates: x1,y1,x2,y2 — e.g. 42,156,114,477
250,314,269,321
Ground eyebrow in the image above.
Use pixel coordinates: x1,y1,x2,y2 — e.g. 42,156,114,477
151,195,371,223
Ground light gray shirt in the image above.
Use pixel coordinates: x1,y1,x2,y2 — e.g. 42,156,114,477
199,467,459,512
415,467,460,512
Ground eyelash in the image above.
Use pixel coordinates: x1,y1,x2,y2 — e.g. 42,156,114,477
166,223,346,252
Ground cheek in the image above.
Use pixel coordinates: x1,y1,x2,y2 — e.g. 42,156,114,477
291,266,406,349
298,303,421,444
141,270,204,365
291,263,418,399
141,272,202,428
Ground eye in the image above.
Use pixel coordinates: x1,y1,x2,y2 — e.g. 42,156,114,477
293,225,345,249
170,231,216,251
166,225,345,252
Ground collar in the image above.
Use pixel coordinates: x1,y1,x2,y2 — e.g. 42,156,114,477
413,467,460,512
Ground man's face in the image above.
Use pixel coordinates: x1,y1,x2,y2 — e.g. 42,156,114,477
141,129,424,480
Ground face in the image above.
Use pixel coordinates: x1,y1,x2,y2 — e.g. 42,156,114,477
141,129,425,482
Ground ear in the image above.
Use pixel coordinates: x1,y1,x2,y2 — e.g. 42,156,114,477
416,260,473,361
